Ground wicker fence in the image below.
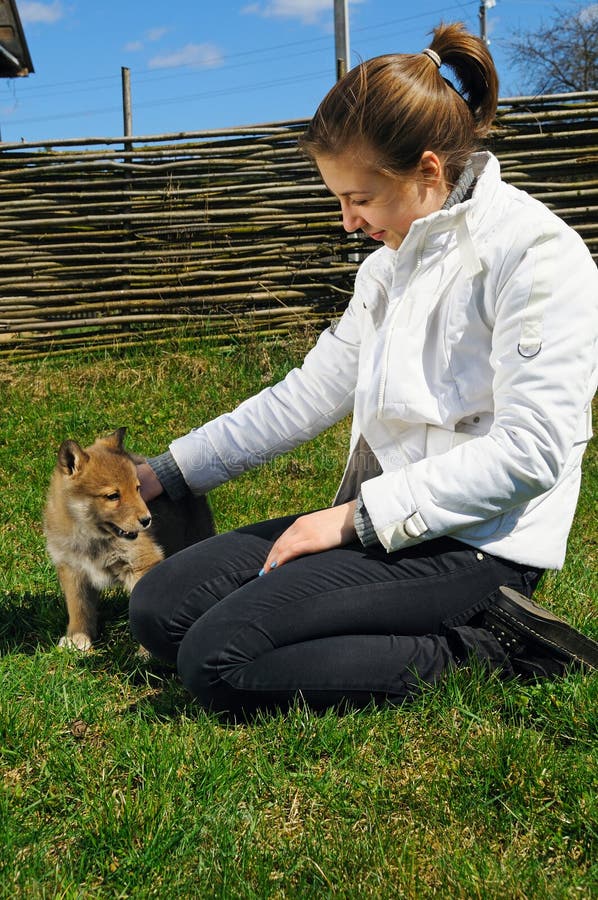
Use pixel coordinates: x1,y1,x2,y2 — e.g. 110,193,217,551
0,90,596,359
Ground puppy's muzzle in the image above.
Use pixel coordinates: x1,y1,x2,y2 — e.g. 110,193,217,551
108,515,152,540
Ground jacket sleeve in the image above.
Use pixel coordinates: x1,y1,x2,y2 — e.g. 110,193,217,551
361,225,598,551
168,296,363,495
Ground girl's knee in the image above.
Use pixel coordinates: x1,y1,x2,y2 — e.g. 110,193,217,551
177,632,214,705
176,629,239,716
129,568,178,663
129,577,150,639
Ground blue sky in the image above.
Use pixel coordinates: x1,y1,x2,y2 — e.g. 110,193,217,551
0,0,586,144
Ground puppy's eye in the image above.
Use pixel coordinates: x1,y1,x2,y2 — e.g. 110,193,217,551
105,491,120,501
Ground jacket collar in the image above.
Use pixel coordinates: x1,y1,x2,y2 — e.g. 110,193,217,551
394,152,501,277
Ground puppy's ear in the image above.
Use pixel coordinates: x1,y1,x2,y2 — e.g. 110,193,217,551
58,439,89,476
103,427,127,451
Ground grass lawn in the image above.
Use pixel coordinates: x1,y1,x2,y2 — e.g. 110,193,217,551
0,333,596,898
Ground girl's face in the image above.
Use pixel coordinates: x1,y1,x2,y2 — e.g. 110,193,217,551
315,150,449,250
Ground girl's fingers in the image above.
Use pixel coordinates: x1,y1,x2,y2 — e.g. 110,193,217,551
258,503,357,575
258,558,279,576
137,462,164,501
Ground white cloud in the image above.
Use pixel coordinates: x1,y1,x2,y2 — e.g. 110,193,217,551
243,0,363,26
145,27,170,42
243,1,331,25
123,26,171,54
19,1,64,24
148,43,223,70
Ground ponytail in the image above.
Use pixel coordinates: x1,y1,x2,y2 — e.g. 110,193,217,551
429,22,498,136
300,22,499,187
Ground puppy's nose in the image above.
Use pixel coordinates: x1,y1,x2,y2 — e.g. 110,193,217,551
139,515,152,529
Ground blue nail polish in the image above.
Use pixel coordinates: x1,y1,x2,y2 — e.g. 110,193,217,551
270,560,278,569
258,568,264,577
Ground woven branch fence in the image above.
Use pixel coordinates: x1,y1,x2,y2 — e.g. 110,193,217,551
0,90,596,359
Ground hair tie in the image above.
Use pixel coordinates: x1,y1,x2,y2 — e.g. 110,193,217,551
421,48,441,68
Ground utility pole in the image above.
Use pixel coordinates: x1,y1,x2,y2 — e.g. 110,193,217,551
334,0,360,261
334,0,350,80
121,66,132,152
479,0,496,46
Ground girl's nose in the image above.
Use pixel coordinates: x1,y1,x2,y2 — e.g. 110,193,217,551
340,201,364,233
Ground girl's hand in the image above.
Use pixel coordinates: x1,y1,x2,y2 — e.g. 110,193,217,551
259,501,357,575
137,462,164,502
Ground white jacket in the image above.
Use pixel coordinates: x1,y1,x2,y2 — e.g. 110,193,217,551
170,153,598,569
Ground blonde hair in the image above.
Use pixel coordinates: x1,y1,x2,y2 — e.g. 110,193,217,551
299,23,499,187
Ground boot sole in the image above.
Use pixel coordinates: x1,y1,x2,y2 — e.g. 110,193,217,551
490,586,598,672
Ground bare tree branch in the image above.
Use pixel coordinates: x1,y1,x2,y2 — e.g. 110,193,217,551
501,2,598,93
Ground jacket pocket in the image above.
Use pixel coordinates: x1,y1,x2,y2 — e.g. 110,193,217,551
424,424,476,457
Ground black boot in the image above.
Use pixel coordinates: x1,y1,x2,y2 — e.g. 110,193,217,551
482,586,598,679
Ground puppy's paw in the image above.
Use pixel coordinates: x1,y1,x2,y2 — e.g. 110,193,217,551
136,644,152,660
59,632,93,652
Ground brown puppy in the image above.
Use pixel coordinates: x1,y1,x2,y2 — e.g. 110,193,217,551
44,428,213,651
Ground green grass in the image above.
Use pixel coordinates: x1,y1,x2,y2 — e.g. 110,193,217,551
0,333,596,898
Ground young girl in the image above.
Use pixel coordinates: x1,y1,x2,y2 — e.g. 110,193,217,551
132,23,598,719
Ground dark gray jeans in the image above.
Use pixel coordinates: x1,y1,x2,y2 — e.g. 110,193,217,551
129,514,543,719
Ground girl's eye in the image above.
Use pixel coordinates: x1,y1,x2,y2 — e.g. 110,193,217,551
105,492,120,501
352,198,369,207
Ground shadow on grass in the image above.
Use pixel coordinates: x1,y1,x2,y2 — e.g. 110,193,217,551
0,588,135,659
0,588,209,722
0,590,65,654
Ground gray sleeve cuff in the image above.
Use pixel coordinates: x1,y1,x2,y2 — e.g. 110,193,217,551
353,490,379,547
146,450,190,501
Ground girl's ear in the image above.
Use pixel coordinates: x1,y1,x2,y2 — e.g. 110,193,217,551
419,150,444,185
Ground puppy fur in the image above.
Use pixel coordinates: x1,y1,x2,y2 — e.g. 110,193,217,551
44,427,213,651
